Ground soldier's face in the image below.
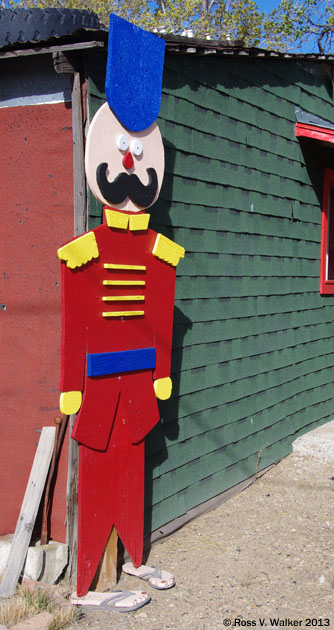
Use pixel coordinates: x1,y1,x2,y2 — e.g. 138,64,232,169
85,102,165,212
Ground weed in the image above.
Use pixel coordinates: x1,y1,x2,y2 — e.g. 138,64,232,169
256,448,264,475
0,585,75,629
0,595,31,626
48,606,76,630
23,585,52,612
240,573,258,588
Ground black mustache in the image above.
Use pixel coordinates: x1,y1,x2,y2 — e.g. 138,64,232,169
96,163,158,208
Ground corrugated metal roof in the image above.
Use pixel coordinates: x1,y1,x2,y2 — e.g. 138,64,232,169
0,8,101,50
0,9,333,63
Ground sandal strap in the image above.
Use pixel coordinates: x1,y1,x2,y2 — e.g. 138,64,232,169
105,590,138,603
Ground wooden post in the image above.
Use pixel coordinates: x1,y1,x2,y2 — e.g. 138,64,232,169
91,527,118,592
66,70,86,586
66,70,118,590
72,70,87,237
0,427,56,598
66,414,79,585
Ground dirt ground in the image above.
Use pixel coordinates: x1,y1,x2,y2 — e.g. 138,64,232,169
69,424,334,630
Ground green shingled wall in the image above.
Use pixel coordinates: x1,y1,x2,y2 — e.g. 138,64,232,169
86,51,334,535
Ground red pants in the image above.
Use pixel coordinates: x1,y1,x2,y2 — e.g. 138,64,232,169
73,371,160,596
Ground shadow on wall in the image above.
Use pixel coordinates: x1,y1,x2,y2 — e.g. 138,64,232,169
143,136,192,545
299,136,334,207
143,304,192,553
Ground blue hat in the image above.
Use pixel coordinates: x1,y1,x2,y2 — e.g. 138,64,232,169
105,14,166,133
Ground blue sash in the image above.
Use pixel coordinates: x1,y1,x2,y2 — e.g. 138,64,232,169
87,347,156,377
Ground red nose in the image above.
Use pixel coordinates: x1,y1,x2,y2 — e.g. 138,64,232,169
122,151,134,169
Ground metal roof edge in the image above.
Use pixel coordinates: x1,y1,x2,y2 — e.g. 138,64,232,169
163,35,334,60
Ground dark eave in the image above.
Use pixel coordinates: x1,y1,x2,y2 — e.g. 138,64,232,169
0,38,106,60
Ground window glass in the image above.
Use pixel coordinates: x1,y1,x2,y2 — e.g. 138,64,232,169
320,168,334,294
327,188,334,280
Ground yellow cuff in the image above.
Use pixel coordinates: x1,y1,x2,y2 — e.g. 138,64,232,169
60,391,82,415
154,377,172,400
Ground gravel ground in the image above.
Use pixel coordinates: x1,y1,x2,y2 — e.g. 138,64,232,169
69,422,334,630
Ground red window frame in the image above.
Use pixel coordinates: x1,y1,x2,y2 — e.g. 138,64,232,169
320,168,334,295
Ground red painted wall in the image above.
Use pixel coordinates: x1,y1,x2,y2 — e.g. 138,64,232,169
0,103,74,542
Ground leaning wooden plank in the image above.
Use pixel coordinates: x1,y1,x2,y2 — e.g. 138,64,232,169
0,426,56,598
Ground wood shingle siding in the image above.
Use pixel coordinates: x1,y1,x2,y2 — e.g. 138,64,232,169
87,51,334,535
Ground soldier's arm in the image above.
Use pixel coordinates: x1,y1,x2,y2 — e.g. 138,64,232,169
57,232,99,413
152,233,185,400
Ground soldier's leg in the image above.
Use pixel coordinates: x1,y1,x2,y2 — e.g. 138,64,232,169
108,402,145,569
76,445,114,597
76,417,145,596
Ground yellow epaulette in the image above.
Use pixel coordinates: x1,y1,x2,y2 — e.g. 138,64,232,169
152,233,185,267
57,232,99,269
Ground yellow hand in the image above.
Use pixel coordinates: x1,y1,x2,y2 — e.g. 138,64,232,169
59,391,82,415
153,377,172,400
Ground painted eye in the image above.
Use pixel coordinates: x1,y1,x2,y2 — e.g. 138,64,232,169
117,135,129,151
130,140,143,157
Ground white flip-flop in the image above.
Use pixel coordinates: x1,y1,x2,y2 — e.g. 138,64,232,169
70,589,151,612
122,562,175,590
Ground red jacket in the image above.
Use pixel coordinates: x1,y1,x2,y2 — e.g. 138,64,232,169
58,208,185,449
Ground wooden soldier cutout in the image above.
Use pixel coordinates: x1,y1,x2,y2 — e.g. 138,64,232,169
58,15,184,599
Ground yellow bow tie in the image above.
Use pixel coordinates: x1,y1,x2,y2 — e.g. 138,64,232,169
105,208,150,232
